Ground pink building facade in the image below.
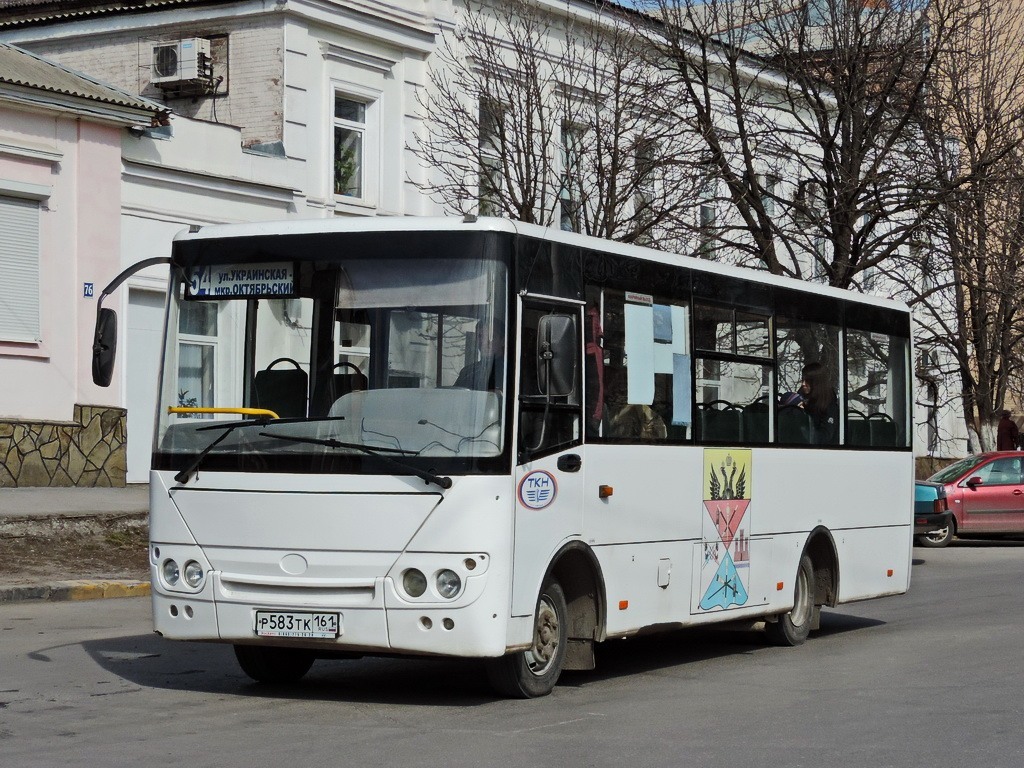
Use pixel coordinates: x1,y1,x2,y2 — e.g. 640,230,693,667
0,42,164,486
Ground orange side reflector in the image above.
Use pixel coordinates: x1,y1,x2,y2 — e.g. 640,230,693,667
887,569,894,577
599,485,614,499
618,600,629,610
776,582,784,591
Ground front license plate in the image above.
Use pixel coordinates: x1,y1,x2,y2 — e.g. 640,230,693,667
254,610,340,639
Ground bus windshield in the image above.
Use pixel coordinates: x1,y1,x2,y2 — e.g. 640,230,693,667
154,235,509,476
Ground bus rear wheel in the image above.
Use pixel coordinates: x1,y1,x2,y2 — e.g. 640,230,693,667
234,644,315,684
486,578,568,698
765,554,816,647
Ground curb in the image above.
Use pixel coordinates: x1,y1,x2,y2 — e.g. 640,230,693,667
0,580,151,604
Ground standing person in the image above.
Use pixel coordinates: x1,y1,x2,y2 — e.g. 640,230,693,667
996,410,1019,451
800,361,839,445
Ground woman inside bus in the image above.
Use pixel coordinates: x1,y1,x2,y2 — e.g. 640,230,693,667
799,361,839,445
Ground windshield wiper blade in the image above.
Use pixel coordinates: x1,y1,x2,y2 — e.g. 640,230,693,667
258,432,453,490
175,419,273,485
176,416,348,484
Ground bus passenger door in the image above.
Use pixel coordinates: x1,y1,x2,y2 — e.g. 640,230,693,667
511,300,585,618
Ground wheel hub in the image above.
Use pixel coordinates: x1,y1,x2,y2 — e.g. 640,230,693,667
526,597,559,675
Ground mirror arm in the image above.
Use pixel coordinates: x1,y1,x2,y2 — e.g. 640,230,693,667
91,257,173,387
95,257,173,312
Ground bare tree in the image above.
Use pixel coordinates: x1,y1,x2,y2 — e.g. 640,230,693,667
913,0,1024,450
412,0,559,224
555,6,703,242
634,0,981,288
411,0,700,242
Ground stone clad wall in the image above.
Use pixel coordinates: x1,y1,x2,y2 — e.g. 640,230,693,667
0,405,126,487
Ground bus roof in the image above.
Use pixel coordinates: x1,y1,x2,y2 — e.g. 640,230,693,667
174,216,910,314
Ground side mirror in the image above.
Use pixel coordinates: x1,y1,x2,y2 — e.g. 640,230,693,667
965,475,984,488
92,307,117,387
537,313,576,397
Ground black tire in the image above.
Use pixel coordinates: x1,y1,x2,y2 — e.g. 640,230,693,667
765,554,816,647
234,645,315,684
486,579,568,698
916,523,953,548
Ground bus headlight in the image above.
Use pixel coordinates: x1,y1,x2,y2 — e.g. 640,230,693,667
183,561,205,589
436,569,462,599
162,559,180,586
403,569,427,598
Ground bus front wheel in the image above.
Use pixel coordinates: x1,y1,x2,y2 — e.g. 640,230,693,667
486,578,568,698
234,644,315,684
765,554,816,647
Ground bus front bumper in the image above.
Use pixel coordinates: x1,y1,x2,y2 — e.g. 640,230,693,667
152,571,509,658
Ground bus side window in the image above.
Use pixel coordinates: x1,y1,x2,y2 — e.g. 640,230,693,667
596,288,688,443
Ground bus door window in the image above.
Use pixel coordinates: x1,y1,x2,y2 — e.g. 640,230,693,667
584,300,605,438
518,303,581,461
775,316,841,445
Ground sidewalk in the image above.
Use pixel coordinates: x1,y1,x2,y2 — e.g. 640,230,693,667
1,484,149,517
0,485,151,604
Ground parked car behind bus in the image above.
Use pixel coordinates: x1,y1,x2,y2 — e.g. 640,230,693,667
916,452,1024,547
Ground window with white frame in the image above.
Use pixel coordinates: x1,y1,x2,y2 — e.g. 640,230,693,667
333,95,368,198
0,193,42,343
758,173,779,216
698,176,717,258
478,96,504,217
634,138,657,240
176,300,218,417
560,121,584,232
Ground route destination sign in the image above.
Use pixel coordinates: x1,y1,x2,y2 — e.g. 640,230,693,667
187,262,295,299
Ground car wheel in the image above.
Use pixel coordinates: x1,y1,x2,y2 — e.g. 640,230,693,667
916,523,953,548
765,554,816,647
234,645,315,684
486,578,568,698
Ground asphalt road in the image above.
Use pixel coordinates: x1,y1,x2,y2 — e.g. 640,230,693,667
2,540,1023,768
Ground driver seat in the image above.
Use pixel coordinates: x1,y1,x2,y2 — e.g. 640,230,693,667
311,364,368,417
253,358,308,418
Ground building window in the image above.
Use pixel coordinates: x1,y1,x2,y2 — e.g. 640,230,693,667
758,173,779,216
479,97,504,217
0,194,41,343
697,174,717,258
560,122,584,232
333,96,366,198
634,138,657,242
177,301,218,417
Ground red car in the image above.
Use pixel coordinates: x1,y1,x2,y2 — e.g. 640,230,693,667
917,451,1024,547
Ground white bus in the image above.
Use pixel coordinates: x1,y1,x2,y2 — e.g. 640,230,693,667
94,217,913,697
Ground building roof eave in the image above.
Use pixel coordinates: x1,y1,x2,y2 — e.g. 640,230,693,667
0,83,166,127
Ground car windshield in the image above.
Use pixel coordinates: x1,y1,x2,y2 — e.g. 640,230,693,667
153,231,509,475
929,456,983,484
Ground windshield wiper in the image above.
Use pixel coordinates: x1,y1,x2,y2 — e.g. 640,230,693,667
258,432,453,490
174,416,346,485
174,420,270,485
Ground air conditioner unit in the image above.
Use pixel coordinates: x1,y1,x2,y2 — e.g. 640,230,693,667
151,38,211,85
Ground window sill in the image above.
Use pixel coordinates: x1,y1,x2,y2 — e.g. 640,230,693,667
0,340,49,360
332,195,377,215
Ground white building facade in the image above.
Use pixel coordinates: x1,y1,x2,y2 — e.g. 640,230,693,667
0,0,965,484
